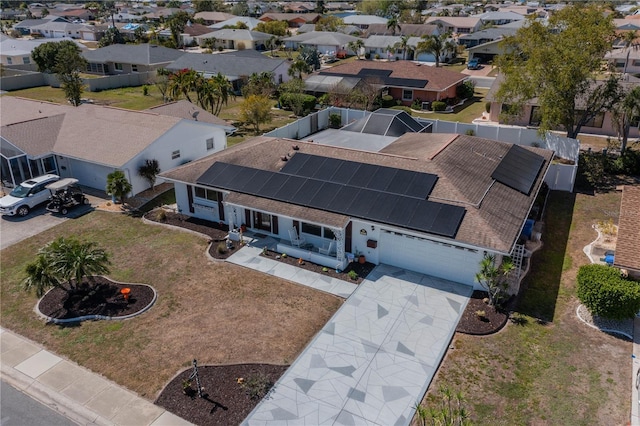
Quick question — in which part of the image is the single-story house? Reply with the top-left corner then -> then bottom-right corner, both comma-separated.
318,61 -> 468,106
194,28 -> 273,50
605,47 -> 640,74
258,12 -> 321,28
362,35 -> 454,62
0,97 -> 228,195
466,38 -> 509,63
0,34 -> 86,66
424,16 -> 482,34
158,21 -> 213,46
146,100 -> 236,135
13,15 -> 69,36
473,11 -> 525,26
282,31 -> 362,55
484,75 -> 640,139
209,16 -> 262,30
166,49 -> 291,92
160,132 -> 553,288
458,26 -> 517,48
297,23 -> 361,35
364,23 -> 440,38
342,14 -> 387,30
194,11 -> 237,25
56,8 -> 95,22
613,185 -> 640,279
283,2 -> 316,13
82,44 -> 186,75
28,20 -> 97,40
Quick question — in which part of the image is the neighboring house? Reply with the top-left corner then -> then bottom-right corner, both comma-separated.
466,38 -> 506,63
282,31 -> 361,54
158,21 -> 213,46
485,75 -> 640,139
141,8 -> 183,22
364,23 -> 440,38
0,9 -> 22,20
147,100 -> 236,135
160,131 -> 553,288
605,46 -> 640,74
209,16 -> 262,30
0,34 -> 86,66
613,18 -> 640,32
424,17 -> 482,34
613,185 -> 640,279
342,14 -> 387,30
166,49 -> 290,92
82,44 -> 185,75
297,23 -> 361,35
195,28 -> 272,50
0,97 -> 228,195
318,60 -> 467,105
194,11 -> 236,25
473,11 -> 525,26
56,8 -> 95,22
457,26 -> 517,48
258,12 -> 321,27
14,15 -> 69,36
28,20 -> 96,40
283,2 -> 316,13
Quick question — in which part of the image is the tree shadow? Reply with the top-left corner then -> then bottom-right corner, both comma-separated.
513,191 -> 576,323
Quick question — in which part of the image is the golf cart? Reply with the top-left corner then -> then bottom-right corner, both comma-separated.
46,178 -> 89,215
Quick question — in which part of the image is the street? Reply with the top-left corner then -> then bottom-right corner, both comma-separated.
1,380 -> 77,426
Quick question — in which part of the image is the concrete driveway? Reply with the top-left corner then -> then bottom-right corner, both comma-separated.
0,203 -> 95,250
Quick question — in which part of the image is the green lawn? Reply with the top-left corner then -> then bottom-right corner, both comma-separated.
408,88 -> 489,123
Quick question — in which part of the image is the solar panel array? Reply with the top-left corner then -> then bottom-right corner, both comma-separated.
197,160 -> 465,238
491,145 -> 545,195
280,153 -> 438,199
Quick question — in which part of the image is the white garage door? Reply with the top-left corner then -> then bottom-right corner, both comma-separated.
67,159 -> 112,192
378,230 -> 482,286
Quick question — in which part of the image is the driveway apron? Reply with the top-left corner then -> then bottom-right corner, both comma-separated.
243,264 -> 472,426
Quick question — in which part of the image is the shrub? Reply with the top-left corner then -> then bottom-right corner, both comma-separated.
380,94 -> 395,108
456,80 -> 475,99
348,270 -> 358,280
577,264 -> 640,320
142,85 -> 149,96
364,52 -> 371,59
329,112 -> 341,128
411,98 -> 422,110
217,242 -> 227,254
240,372 -> 272,400
392,106 -> 413,115
279,93 -> 316,115
465,129 -> 475,136
485,101 -> 491,113
374,53 -> 380,60
431,101 -> 447,112
156,209 -> 167,221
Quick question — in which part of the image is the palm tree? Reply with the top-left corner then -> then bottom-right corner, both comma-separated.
106,170 -> 132,203
168,69 -> 198,102
386,15 -> 401,35
288,59 -> 311,79
348,39 -> 365,59
138,159 -> 161,191
613,85 -> 640,153
394,35 -> 413,60
23,237 -> 111,296
416,33 -> 457,67
622,30 -> 638,75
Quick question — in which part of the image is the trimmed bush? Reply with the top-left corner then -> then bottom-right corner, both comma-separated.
328,113 -> 341,128
380,94 -> 395,108
391,106 -> 413,115
278,93 -> 316,115
577,264 -> 640,319
456,80 -> 475,99
431,101 -> 447,112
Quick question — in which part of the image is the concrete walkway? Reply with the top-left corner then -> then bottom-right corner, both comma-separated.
0,327 -> 192,426
632,316 -> 640,426
242,264 -> 472,426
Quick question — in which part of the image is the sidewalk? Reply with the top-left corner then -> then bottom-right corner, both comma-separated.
0,327 -> 192,426
632,317 -> 640,426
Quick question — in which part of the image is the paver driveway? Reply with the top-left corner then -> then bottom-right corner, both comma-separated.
243,264 -> 472,426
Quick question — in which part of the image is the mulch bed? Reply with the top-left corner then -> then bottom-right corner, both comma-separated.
261,250 -> 376,285
455,290 -> 509,335
38,276 -> 154,320
155,364 -> 287,426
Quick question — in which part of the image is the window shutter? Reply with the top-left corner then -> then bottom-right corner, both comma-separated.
272,215 -> 278,235
186,185 -> 194,213
244,209 -> 251,227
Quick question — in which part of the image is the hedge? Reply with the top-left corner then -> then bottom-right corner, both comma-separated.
577,264 -> 640,319
279,93 -> 316,113
380,95 -> 395,108
431,101 -> 447,112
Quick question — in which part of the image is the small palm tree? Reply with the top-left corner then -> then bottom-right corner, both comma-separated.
348,39 -> 365,59
386,16 -> 401,35
106,170 -> 132,203
394,35 -> 413,60
416,33 -> 457,67
138,159 -> 161,191
23,237 -> 111,295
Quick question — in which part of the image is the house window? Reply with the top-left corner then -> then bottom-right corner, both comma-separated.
194,187 -> 220,201
171,150 -> 180,159
132,64 -> 138,72
529,106 -> 542,126
22,57 -> 30,64
633,60 -> 640,67
583,112 -> 605,128
206,138 -> 214,150
615,60 -> 625,68
6,57 -> 11,64
301,222 -> 322,236
324,228 -> 335,240
402,89 -> 413,101
114,63 -> 123,71
457,27 -> 471,33
253,211 -> 272,232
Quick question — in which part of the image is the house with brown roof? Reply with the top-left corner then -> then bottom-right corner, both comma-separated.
160,130 -> 553,287
0,97 -> 229,196
318,61 -> 468,106
614,185 -> 640,279
424,16 -> 482,34
258,12 -> 321,28
194,11 -> 236,25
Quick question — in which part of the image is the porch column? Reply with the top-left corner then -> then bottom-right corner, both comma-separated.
334,227 -> 345,263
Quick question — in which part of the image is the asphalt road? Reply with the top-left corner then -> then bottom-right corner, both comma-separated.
0,203 -> 94,250
1,380 -> 77,426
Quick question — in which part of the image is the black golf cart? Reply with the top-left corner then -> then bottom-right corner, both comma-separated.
46,178 -> 89,215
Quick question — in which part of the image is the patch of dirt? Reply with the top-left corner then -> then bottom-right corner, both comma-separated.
38,276 -> 154,320
261,250 -> 376,285
155,364 -> 287,426
456,291 -> 509,335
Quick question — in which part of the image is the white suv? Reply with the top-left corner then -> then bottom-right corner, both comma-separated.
0,174 -> 60,217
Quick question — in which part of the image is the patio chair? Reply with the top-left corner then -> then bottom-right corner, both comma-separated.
319,240 -> 335,256
288,228 -> 306,247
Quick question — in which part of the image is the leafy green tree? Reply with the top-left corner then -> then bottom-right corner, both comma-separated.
356,0 -> 402,17
577,264 -> 640,320
612,85 -> 640,153
32,41 -> 87,106
197,73 -> 234,115
288,59 -> 311,79
348,39 -> 365,59
232,1 -> 249,16
138,159 -> 161,191
32,40 -> 79,73
23,237 -> 111,296
278,77 -> 305,95
98,27 -> 125,47
242,72 -> 276,97
106,170 -> 132,203
496,4 -> 620,139
194,0 -> 214,12
255,21 -> 288,36
475,253 -> 514,307
240,95 -> 272,134
133,26 -> 148,43
416,33 -> 456,67
167,10 -> 191,48
298,45 -> 321,71
266,35 -> 280,56
315,15 -> 344,32
41,7 -> 49,17
167,0 -> 181,8
59,72 -> 85,107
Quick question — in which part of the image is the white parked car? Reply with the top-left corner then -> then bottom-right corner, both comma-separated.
0,174 -> 60,217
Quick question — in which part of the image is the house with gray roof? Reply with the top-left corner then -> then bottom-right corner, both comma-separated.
14,15 -> 69,36
364,23 -> 440,38
166,50 -> 291,92
210,16 -> 262,30
342,14 -> 387,29
1,35 -> 86,66
458,26 -> 517,48
473,11 -> 525,26
283,31 -> 362,55
82,44 -> 186,75
195,28 -> 272,50
28,20 -> 97,40
0,97 -> 228,195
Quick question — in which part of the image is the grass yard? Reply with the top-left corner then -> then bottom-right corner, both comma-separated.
0,211 -> 342,400
6,85 -> 165,110
410,88 -> 489,123
418,190 -> 630,425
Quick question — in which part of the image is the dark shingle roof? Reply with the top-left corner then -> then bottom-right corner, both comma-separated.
166,51 -> 286,78
82,44 -> 186,65
146,100 -> 235,131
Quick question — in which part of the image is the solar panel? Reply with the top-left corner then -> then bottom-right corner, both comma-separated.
491,145 -> 545,195
358,68 -> 392,77
329,160 -> 359,184
405,173 -> 438,198
366,167 -> 397,192
348,163 -> 377,188
196,162 -> 464,238
312,156 -> 342,181
386,168 -> 417,194
279,153 -> 308,176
